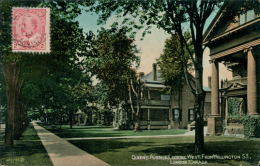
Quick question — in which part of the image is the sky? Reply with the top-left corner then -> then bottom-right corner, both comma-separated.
74,5 -> 232,88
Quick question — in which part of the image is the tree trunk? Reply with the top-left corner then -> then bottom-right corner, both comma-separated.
14,94 -> 26,140
14,103 -> 21,140
4,63 -> 18,148
59,110 -> 63,129
194,36 -> 205,154
194,93 -> 206,154
134,114 -> 141,131
69,110 -> 73,129
22,105 -> 28,130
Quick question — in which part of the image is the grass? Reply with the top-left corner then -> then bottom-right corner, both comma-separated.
68,137 -> 260,165
0,123 -> 53,166
38,123 -> 187,138
37,123 -> 260,165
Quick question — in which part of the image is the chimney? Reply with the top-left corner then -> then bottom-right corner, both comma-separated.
153,63 -> 157,81
139,72 -> 144,78
208,76 -> 212,89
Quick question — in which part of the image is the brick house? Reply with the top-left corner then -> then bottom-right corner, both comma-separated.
114,63 -> 212,130
203,3 -> 260,135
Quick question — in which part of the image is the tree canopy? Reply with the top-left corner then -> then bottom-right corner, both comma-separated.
0,0 -> 95,146
83,0 -> 225,154
157,32 -> 194,93
88,28 -> 139,108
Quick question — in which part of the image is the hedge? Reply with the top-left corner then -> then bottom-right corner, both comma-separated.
242,115 -> 260,138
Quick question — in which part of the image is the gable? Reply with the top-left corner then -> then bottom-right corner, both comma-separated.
203,3 -> 240,44
204,3 -> 260,45
203,4 -> 225,43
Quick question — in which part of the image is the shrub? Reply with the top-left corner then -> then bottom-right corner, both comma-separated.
92,112 -> 98,125
97,119 -> 105,126
227,114 -> 244,121
118,122 -> 129,130
97,120 -> 102,126
242,115 -> 260,138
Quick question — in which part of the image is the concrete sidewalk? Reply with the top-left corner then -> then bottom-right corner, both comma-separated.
33,122 -> 110,166
184,126 -> 208,136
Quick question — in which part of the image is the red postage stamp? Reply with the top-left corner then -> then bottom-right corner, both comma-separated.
12,7 -> 50,53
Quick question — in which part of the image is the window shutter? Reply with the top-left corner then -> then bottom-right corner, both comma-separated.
179,109 -> 182,121
172,109 -> 175,121
188,110 -> 190,121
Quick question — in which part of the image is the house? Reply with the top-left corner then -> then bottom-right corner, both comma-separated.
113,63 -> 212,130
203,3 -> 260,135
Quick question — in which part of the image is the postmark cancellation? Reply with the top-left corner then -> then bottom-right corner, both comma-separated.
12,7 -> 50,53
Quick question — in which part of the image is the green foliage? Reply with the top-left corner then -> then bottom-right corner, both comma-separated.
92,110 -> 98,125
92,109 -> 112,126
88,28 -> 139,107
1,0 -> 95,129
227,115 -> 243,122
228,98 -> 241,117
157,33 -> 193,93
227,98 -> 243,122
96,120 -> 104,126
82,0 -> 260,153
243,115 -> 260,138
118,122 -> 130,130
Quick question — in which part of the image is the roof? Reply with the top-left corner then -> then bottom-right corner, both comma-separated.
140,70 -> 211,91
203,4 -> 226,43
140,71 -> 163,83
140,70 -> 166,88
144,83 -> 167,88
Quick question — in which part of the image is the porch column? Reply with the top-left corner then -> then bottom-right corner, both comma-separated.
225,98 -> 228,124
225,97 -> 229,134
246,47 -> 258,115
211,60 -> 219,116
148,108 -> 151,130
207,59 -> 222,135
148,108 -> 150,121
168,108 -> 171,129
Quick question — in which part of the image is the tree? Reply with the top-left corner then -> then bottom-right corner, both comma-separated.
157,33 -> 194,93
85,0 -> 222,154
128,75 -> 145,131
1,1 -> 41,147
87,27 -> 142,130
86,0 -> 260,153
1,0 -> 93,147
88,28 -> 139,108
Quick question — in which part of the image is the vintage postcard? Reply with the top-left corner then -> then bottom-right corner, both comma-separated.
1,1 -> 260,166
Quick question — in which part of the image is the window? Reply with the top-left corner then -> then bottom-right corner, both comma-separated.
247,10 -> 255,22
188,109 -> 195,121
240,10 -> 255,25
240,13 -> 245,24
173,109 -> 182,121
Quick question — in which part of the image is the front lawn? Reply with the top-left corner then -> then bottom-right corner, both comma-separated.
0,123 -> 53,166
38,123 -> 187,138
69,136 -> 260,165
